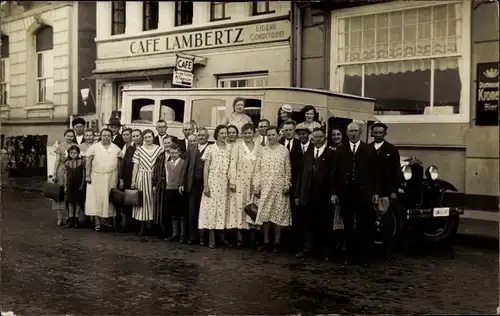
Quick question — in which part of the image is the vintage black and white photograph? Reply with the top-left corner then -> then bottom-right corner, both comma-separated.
0,0 -> 498,315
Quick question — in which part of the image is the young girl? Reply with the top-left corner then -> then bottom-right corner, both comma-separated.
64,145 -> 86,228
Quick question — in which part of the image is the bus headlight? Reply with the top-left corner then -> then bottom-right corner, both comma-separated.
426,165 -> 439,180
402,165 -> 412,180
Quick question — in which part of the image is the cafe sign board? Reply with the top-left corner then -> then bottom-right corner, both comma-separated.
476,62 -> 499,126
173,54 -> 195,87
97,20 -> 290,59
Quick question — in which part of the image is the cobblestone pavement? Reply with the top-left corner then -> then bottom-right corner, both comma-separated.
1,190 -> 498,315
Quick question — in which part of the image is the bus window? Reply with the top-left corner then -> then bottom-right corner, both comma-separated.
160,99 -> 185,123
244,98 -> 262,126
191,98 -> 226,127
131,98 -> 155,124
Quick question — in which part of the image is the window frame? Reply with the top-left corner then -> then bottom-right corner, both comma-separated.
143,0 -> 159,31
252,1 -> 275,16
36,50 -> 54,104
111,0 -> 126,36
217,73 -> 269,88
210,2 -> 230,22
175,1 -> 193,26
0,58 -> 9,106
329,0 -> 471,124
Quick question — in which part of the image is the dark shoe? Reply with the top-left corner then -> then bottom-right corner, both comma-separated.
221,239 -> 231,247
73,219 -> 80,228
273,244 -> 281,253
296,251 -> 307,258
236,241 -> 244,249
65,218 -> 74,228
257,243 -> 271,252
165,234 -> 179,242
209,243 -> 216,249
200,241 -> 205,247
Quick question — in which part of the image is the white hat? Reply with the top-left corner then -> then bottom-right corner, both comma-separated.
281,104 -> 293,113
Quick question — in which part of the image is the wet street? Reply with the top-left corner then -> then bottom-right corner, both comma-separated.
1,190 -> 497,315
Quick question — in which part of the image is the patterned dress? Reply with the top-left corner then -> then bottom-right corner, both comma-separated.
132,145 -> 164,221
253,145 -> 292,227
198,144 -> 231,230
85,142 -> 122,218
52,141 -> 75,211
227,141 -> 262,229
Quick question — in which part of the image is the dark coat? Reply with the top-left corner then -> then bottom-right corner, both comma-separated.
120,144 -> 136,189
182,144 -> 210,193
112,133 -> 125,150
177,138 -> 188,154
153,134 -> 179,146
330,141 -> 379,199
295,145 -> 336,205
370,141 -> 401,197
280,138 -> 303,189
152,153 -> 171,225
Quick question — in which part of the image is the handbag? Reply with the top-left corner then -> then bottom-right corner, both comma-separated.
244,203 -> 258,222
110,188 -> 125,206
43,182 -> 64,202
123,189 -> 143,207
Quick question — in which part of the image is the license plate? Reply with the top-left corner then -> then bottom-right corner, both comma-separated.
433,207 -> 450,217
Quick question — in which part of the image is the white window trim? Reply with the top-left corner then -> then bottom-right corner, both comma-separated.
0,58 -> 9,106
329,0 -> 471,124
36,50 -> 54,104
217,73 -> 269,88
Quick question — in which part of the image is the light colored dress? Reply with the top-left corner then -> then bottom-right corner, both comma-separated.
198,143 -> 231,230
253,145 -> 292,227
85,142 -> 122,218
223,113 -> 252,133
132,145 -> 164,221
52,141 -> 75,211
78,142 -> 94,156
227,141 -> 261,229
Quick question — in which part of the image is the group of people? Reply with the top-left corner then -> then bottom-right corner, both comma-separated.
51,99 -> 401,265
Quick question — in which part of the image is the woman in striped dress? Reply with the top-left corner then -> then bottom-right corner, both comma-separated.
131,129 -> 164,239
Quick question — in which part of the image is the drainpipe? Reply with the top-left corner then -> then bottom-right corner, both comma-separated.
291,2 -> 302,87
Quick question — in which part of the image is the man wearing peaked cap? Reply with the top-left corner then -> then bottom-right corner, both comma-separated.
72,117 -> 86,145
369,120 -> 400,261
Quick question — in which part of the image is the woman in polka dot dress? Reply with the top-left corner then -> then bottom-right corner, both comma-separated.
198,125 -> 231,248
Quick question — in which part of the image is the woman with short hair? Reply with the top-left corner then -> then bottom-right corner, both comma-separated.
221,97 -> 252,133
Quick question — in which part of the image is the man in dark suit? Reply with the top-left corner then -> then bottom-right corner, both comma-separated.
330,122 -> 379,265
119,129 -> 141,232
72,117 -> 86,145
153,119 -> 179,148
279,120 -> 303,250
108,117 -> 125,149
370,121 -> 401,260
295,127 -> 336,259
177,122 -> 195,154
181,127 -> 213,245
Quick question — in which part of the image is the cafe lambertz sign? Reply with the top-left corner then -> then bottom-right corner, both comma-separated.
476,62 -> 499,126
124,20 -> 289,57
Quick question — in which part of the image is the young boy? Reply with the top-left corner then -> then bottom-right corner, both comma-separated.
163,144 -> 187,242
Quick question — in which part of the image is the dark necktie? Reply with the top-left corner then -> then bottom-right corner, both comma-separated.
351,144 -> 356,182
352,144 -> 356,154
315,148 -> 319,159
286,141 -> 291,151
261,136 -> 266,146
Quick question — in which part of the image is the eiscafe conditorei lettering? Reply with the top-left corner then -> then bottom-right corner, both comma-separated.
476,62 -> 499,126
129,21 -> 289,55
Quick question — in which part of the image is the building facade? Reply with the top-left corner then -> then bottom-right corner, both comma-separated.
0,1 -> 97,145
294,0 -> 499,211
92,1 -> 291,128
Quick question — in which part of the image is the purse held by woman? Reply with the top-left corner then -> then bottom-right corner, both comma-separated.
123,189 -> 143,207
244,203 -> 258,222
43,182 -> 64,202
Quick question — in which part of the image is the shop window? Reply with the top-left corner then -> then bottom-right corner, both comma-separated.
111,1 -> 126,35
217,73 -> 268,88
1,35 -> 9,106
143,1 -> 159,31
252,1 -> 274,16
160,99 -> 184,123
333,2 -> 467,120
210,2 -> 229,21
191,98 -> 226,127
175,1 -> 193,26
131,98 -> 155,124
244,98 -> 262,126
35,26 -> 54,104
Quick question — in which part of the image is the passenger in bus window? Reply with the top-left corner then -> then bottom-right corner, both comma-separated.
253,126 -> 292,253
198,125 -> 231,249
227,125 -> 239,147
277,104 -> 293,132
300,105 -> 323,134
221,97 -> 252,133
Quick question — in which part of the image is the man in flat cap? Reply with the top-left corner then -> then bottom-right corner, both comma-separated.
72,117 -> 86,145
370,121 -> 400,260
